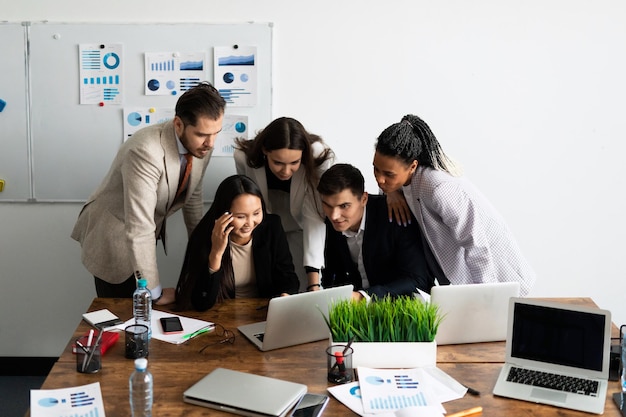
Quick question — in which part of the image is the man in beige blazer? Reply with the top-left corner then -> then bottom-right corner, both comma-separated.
71,83 -> 226,305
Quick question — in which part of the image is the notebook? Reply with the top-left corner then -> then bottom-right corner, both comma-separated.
493,298 -> 611,414
183,367 -> 307,417
82,309 -> 123,330
430,282 -> 520,345
238,285 -> 353,351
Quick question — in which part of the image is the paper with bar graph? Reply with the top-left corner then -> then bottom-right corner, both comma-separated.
79,43 -> 123,105
31,382 -> 106,417
144,51 -> 206,96
357,367 -> 446,414
213,114 -> 248,156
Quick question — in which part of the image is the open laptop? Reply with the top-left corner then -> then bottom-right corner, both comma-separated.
493,298 -> 611,414
238,285 -> 353,351
430,282 -> 520,345
184,367 -> 307,417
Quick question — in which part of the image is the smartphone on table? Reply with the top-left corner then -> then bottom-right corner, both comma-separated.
160,316 -> 184,334
291,393 -> 329,417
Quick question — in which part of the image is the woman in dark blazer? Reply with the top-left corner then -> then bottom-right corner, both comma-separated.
175,175 -> 300,311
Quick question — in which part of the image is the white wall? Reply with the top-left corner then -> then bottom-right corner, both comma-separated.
2,0 -> 625,357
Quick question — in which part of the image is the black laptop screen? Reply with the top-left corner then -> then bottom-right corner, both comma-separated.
511,302 -> 606,372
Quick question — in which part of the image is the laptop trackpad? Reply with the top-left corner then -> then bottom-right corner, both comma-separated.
531,388 -> 567,403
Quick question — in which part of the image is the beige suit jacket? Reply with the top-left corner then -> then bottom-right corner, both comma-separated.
71,120 -> 211,290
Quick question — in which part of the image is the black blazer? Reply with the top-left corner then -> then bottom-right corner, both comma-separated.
179,213 -> 300,311
321,194 -> 434,298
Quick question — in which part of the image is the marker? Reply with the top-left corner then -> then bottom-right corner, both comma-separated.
83,330 -> 103,373
447,406 -> 483,417
82,329 -> 95,370
182,327 -> 212,340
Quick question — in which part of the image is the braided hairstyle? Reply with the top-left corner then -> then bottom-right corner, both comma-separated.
375,114 -> 460,175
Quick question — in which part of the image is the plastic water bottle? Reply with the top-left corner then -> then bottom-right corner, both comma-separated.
133,276 -> 152,339
129,358 -> 153,417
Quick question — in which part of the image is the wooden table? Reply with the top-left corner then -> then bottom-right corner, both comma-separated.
28,297 -> 623,416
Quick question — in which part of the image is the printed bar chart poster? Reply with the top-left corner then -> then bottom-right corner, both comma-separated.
123,107 -> 175,141
79,43 -> 123,105
214,114 -> 248,156
30,382 -> 106,417
144,51 -> 206,96
214,46 -> 257,107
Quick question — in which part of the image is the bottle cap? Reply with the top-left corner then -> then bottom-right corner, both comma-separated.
137,279 -> 147,288
134,358 -> 148,370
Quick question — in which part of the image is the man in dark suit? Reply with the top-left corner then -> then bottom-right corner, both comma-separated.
71,82 -> 226,304
318,163 -> 434,301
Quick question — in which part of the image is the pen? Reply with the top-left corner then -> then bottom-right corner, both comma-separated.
182,327 -> 212,340
447,406 -> 482,417
75,340 -> 90,354
83,330 -> 103,373
82,329 -> 95,371
342,335 -> 355,355
465,385 -> 480,396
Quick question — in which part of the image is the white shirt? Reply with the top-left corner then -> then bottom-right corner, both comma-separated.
342,206 -> 369,290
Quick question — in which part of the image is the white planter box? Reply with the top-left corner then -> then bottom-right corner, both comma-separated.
331,338 -> 437,368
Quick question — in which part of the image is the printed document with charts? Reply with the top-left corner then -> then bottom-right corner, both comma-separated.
327,367 -> 466,417
31,382 -> 105,417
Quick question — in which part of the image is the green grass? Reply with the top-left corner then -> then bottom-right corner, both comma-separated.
325,296 -> 442,343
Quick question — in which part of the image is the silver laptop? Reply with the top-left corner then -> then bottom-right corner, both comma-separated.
493,298 -> 611,414
430,282 -> 520,345
184,367 -> 307,417
238,285 -> 353,351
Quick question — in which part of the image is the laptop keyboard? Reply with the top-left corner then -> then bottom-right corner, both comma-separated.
506,367 -> 599,396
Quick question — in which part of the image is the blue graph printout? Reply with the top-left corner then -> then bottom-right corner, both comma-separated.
214,45 -> 257,107
30,382 -> 106,417
357,367 -> 441,414
79,43 -> 123,105
213,114 -> 248,156
144,51 -> 206,96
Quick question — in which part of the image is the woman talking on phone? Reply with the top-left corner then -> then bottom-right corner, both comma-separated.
234,117 -> 335,292
175,175 -> 300,311
373,114 -> 536,296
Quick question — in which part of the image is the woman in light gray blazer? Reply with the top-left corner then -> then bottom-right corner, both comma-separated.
372,114 -> 536,296
234,117 -> 335,292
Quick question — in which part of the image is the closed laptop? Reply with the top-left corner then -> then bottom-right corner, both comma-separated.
184,367 -> 307,417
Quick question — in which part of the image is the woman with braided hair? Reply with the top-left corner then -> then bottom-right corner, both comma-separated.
373,114 -> 535,296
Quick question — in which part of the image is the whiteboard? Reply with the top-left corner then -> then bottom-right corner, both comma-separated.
2,21 -> 272,202
0,23 -> 30,201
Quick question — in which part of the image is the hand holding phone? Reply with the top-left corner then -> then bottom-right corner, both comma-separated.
160,316 -> 184,334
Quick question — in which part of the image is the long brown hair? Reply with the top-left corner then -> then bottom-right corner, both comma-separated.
235,117 -> 334,192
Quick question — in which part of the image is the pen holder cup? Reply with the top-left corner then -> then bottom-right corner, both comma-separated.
326,344 -> 354,384
75,336 -> 102,373
125,324 -> 149,359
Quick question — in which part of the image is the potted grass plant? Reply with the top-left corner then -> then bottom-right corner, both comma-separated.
324,296 -> 442,368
